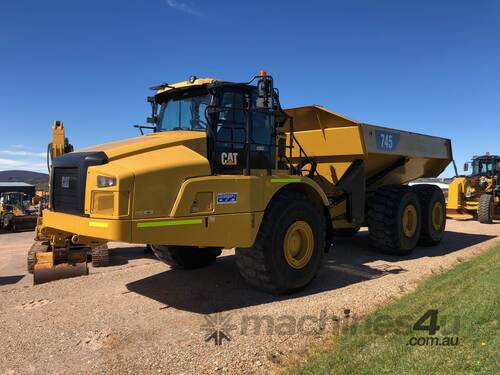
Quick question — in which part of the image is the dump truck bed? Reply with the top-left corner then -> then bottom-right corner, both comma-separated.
285,106 -> 452,193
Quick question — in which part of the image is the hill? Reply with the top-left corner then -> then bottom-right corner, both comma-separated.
0,170 -> 49,191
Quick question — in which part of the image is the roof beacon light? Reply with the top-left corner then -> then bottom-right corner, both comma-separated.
259,70 -> 267,77
189,75 -> 197,84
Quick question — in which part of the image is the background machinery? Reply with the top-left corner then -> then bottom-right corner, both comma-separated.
28,121 -> 110,283
0,191 -> 37,231
30,72 -> 452,292
447,154 -> 500,223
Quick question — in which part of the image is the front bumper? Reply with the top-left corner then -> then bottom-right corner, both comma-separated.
41,210 -> 263,248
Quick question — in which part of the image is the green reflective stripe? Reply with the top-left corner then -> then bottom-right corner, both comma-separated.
271,178 -> 302,183
137,218 -> 203,228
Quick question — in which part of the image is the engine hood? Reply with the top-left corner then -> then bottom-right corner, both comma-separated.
78,131 -> 207,160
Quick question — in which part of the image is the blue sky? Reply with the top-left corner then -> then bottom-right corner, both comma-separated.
1,0 -> 499,176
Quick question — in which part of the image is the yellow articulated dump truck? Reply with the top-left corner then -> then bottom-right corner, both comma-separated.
447,154 -> 500,223
30,72 -> 452,293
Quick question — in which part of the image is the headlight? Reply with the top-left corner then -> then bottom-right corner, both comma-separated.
97,175 -> 116,188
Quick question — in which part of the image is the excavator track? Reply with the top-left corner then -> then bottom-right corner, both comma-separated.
91,244 -> 110,267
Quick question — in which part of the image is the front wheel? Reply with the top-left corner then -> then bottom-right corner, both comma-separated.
235,190 -> 326,294
3,213 -> 14,231
478,194 -> 494,224
151,245 -> 222,269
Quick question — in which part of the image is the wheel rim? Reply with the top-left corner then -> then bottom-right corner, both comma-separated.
431,201 -> 444,231
283,221 -> 314,269
402,204 -> 417,237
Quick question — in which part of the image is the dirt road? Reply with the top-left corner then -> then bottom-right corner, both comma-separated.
1,220 -> 498,374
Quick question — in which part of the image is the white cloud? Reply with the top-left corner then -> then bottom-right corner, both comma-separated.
166,0 -> 203,16
0,150 -> 46,158
0,147 -> 48,173
0,158 -> 47,173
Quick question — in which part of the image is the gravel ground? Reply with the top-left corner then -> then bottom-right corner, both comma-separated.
0,220 -> 499,374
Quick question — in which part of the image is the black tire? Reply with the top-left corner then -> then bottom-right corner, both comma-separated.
151,245 -> 222,269
3,213 -> 13,231
367,185 -> 422,255
478,194 -> 493,224
235,190 -> 326,294
413,184 -> 446,246
91,244 -> 110,267
27,241 -> 50,273
333,227 -> 360,237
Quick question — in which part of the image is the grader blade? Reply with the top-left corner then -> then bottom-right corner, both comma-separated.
33,249 -> 88,285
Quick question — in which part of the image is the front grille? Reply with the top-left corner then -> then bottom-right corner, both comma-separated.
52,167 -> 80,215
50,151 -> 108,216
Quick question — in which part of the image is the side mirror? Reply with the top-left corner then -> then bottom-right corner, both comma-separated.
147,115 -> 158,124
496,162 -> 500,171
463,163 -> 468,172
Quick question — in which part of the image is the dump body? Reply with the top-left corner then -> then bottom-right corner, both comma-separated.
286,106 -> 452,195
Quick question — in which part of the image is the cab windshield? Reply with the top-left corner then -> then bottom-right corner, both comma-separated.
1,194 -> 22,206
472,160 -> 494,175
158,90 -> 211,132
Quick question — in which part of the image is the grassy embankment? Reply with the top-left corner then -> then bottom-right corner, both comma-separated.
289,245 -> 500,374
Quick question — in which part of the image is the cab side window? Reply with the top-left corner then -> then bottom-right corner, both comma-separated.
216,90 -> 249,149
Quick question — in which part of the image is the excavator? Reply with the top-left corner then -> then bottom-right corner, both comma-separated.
27,121 -> 109,283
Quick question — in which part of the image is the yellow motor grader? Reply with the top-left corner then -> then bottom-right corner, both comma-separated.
447,154 -> 500,223
29,72 -> 452,292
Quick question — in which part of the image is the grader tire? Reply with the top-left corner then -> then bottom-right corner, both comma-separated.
367,185 -> 421,255
3,213 -> 13,231
478,194 -> 494,224
91,244 -> 110,267
333,227 -> 360,237
27,242 -> 50,274
235,190 -> 326,294
413,184 -> 446,246
151,245 -> 222,269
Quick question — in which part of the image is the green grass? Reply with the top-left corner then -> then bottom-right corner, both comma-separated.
288,245 -> 500,375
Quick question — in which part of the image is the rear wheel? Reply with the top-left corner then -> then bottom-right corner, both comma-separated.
151,245 -> 222,269
333,227 -> 360,237
413,184 -> 446,246
367,185 -> 422,255
478,194 -> 494,224
235,190 -> 326,294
